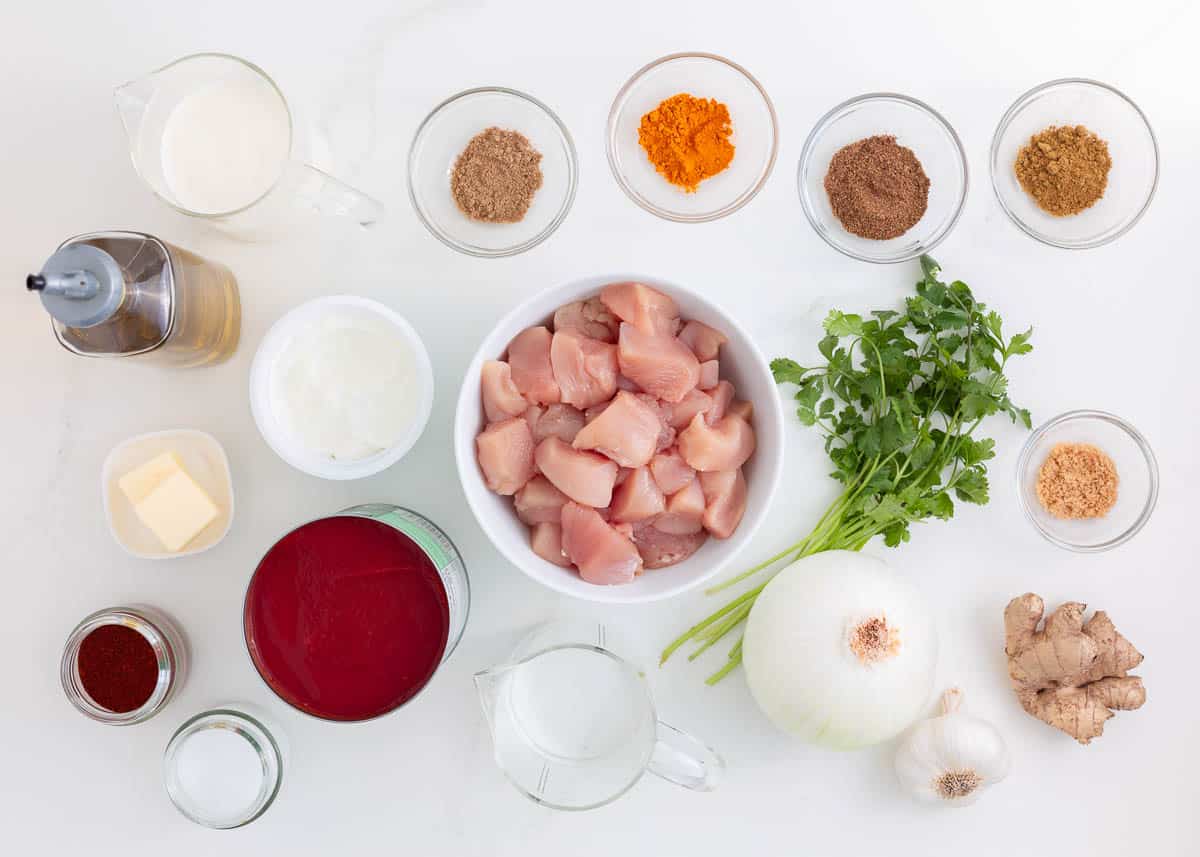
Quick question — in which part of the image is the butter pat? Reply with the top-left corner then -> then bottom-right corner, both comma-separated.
119,453 -> 219,552
118,452 -> 184,503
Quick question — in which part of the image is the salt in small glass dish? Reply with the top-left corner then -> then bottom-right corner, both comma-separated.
1015,409 -> 1158,553
163,707 -> 284,829
61,605 -> 188,725
408,87 -> 578,257
990,79 -> 1158,250
606,52 -> 778,222
797,93 -> 967,264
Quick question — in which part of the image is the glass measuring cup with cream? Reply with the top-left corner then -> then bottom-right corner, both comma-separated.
115,53 -> 382,236
250,297 -> 434,479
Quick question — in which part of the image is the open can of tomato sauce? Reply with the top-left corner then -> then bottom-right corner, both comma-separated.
243,504 -> 469,722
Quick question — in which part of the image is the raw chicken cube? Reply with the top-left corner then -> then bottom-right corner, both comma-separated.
507,326 -> 560,404
599,282 -> 679,335
699,469 -> 748,539
668,388 -> 713,429
532,403 -> 586,444
534,437 -> 619,508
561,502 -> 643,584
698,360 -> 720,390
654,478 -> 706,535
677,412 -> 756,472
481,360 -> 528,423
550,330 -> 619,409
727,399 -> 753,423
523,404 -> 544,436
572,391 -> 662,467
631,525 -> 708,569
617,322 -> 700,404
530,522 -> 571,568
514,475 -> 570,525
609,466 -> 666,523
678,320 -> 728,362
704,380 -> 735,424
553,298 -> 620,343
476,417 -> 535,495
649,448 -> 696,495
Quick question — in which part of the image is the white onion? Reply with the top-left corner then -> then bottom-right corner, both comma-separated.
743,551 -> 937,749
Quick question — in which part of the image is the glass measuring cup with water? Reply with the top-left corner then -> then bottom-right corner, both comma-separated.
474,621 -> 723,811
114,53 -> 382,235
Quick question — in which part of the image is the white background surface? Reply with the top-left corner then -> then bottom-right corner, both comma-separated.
2,0 -> 1196,854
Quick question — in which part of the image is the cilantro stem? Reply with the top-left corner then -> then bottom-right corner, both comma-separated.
663,257 -> 1031,684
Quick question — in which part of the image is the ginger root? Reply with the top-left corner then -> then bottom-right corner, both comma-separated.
1003,593 -> 1145,744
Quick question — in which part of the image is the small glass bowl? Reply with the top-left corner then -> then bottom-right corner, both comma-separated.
1016,410 -> 1159,552
990,79 -> 1159,249
407,87 -> 577,257
61,605 -> 187,725
164,707 -> 284,829
798,93 -> 967,264
606,52 -> 778,222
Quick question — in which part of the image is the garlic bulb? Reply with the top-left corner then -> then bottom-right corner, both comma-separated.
894,688 -> 1010,806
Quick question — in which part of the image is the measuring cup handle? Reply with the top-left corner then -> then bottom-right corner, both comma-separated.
293,162 -> 384,227
647,720 -> 724,792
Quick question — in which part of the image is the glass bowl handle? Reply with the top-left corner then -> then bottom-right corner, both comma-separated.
292,162 -> 384,227
648,720 -> 725,792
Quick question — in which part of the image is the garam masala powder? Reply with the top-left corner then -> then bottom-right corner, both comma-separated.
638,93 -> 734,192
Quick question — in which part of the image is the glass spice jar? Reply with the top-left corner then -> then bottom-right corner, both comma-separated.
60,605 -> 188,725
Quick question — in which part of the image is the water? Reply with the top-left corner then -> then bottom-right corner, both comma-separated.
508,647 -> 647,761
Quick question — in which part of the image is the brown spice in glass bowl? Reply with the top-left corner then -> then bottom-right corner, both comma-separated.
1014,125 -> 1111,217
450,127 -> 544,223
1035,442 -> 1119,519
824,135 -> 930,240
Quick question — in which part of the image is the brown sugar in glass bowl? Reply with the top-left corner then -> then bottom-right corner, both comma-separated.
1015,409 -> 1158,553
1035,442 -> 1118,519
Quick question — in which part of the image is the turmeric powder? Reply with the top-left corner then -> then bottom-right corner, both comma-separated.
638,93 -> 734,192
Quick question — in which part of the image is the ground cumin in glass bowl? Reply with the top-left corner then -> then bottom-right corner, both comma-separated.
990,79 -> 1159,249
408,87 -> 578,257
797,93 -> 967,264
606,52 -> 778,222
1016,410 -> 1159,553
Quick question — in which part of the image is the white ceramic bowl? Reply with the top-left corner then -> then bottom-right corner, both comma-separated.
250,296 -> 435,480
454,274 -> 784,604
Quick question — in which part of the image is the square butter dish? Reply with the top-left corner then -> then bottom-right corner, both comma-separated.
102,429 -> 234,559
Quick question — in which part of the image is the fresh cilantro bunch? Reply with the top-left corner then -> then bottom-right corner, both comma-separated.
662,256 -> 1033,683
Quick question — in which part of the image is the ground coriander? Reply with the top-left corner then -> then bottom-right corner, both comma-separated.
450,127 -> 543,224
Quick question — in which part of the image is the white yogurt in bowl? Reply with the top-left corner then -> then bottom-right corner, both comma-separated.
251,296 -> 434,480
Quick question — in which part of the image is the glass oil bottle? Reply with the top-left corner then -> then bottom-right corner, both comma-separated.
27,231 -> 240,367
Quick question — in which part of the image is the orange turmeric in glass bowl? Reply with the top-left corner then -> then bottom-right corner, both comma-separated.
638,93 -> 734,192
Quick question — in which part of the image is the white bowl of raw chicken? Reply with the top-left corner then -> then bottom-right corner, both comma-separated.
454,274 -> 784,604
